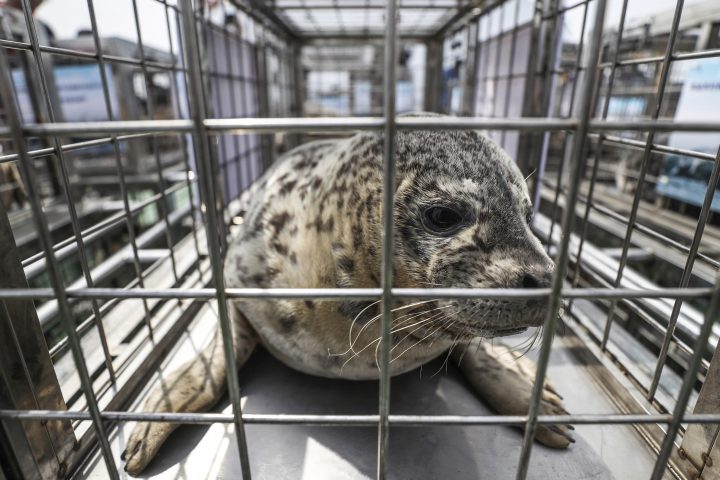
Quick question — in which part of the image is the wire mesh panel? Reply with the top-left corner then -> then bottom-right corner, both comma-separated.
0,0 -> 717,479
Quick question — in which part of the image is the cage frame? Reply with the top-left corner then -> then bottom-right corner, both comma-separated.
0,0 -> 718,479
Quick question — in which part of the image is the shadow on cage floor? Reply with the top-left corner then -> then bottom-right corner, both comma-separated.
77,306 -> 660,480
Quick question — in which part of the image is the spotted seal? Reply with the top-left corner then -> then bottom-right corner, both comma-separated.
122,115 -> 574,475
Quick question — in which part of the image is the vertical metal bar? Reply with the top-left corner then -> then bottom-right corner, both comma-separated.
569,0 -> 630,303
162,0 -> 202,262
203,16 -> 229,207
530,0 -> 562,213
517,0 -> 548,175
292,43 -> 304,117
233,27 -> 252,192
178,1 -> 252,478
651,274 -> 720,479
17,0 -> 116,381
647,146 -> 720,399
678,341 -> 720,478
130,0 -> 180,284
463,20 -> 479,117
218,0 -> 245,203
500,0 -> 521,146
546,1 -> 589,256
0,41 -> 120,480
0,200 -> 76,478
515,0 -> 606,478
423,37 -> 443,112
85,0 -> 154,341
255,25 -> 273,171
490,4 -> 505,119
601,0 -> 685,351
192,1 -> 228,254
0,301 -> 61,468
377,0 -> 398,479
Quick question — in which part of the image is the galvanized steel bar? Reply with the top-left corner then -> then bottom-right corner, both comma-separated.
651,275 -> 720,479
178,1 -> 252,478
0,37 -> 183,71
130,0 -> 180,284
163,0 -> 203,262
3,118 -> 720,137
546,0 -> 590,257
570,0 -> 630,300
597,47 -> 720,68
86,0 -> 154,342
515,0 -> 607,478
18,0 -> 116,382
0,133 -> 151,164
0,37 -> 120,480
23,181 -> 191,278
0,286 -> 714,300
601,0 -> 686,351
4,409 -> 720,426
554,183 -> 720,270
593,133 -> 718,162
647,147 -> 720,400
377,0 -> 398,478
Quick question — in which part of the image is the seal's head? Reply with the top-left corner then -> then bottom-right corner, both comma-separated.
392,122 -> 554,339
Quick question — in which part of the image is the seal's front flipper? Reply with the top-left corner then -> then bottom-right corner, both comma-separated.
452,337 -> 574,448
122,306 -> 258,476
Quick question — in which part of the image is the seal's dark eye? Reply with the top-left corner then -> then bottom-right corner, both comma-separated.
422,206 -> 465,235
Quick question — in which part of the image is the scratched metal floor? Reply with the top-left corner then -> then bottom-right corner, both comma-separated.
78,305 -> 663,480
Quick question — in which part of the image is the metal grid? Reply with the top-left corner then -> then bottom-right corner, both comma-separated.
0,0 -> 718,479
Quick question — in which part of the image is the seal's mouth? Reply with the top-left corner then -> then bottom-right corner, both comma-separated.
442,320 -> 531,339
483,326 -> 528,338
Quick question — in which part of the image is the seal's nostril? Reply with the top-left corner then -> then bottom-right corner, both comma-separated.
522,273 -> 540,289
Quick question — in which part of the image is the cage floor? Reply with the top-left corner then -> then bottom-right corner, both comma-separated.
77,304 -> 664,480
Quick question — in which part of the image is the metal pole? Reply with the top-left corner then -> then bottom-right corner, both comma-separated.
377,0 -> 398,478
515,0 -> 607,478
650,273 -> 720,479
600,0 -> 685,352
17,0 -> 117,381
647,145 -> 720,400
178,0 -> 252,478
569,0 -> 630,306
0,38 -> 120,480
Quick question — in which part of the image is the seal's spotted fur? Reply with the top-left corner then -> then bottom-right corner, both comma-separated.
123,119 -> 574,475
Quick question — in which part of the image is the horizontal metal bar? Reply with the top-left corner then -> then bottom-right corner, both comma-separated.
0,133 -> 152,164
204,117 -> 386,132
274,3 -> 460,9
592,133 -> 717,162
2,409 -> 720,426
541,0 -> 591,19
0,38 -> 182,72
398,118 -> 720,132
3,118 -> 719,138
0,287 -> 712,300
598,48 -> 720,68
543,179 -> 720,270
20,120 -> 193,136
395,117 -> 578,131
23,181 -> 192,279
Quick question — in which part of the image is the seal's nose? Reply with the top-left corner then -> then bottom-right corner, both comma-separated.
518,269 -> 553,289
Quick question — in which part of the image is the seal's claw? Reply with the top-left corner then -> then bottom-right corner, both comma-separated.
122,421 -> 174,477
533,389 -> 574,449
536,423 -> 574,448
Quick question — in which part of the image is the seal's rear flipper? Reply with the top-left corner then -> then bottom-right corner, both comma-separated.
122,306 -> 258,476
452,337 -> 574,448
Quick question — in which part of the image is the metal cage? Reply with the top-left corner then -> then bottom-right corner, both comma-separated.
0,0 -> 719,479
